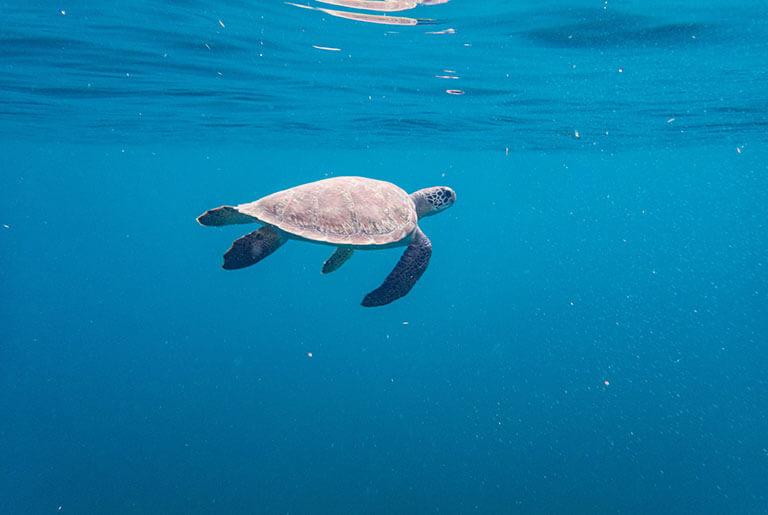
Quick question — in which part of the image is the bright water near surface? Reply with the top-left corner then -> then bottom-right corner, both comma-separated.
2,1 -> 767,513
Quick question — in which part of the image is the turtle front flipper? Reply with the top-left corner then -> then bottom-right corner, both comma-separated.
198,206 -> 257,226
223,226 -> 286,270
322,247 -> 354,274
361,227 -> 432,307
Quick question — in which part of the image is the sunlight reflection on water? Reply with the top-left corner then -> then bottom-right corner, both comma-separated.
287,0 -> 450,25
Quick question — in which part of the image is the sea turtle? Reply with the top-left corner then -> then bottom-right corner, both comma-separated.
197,176 -> 456,307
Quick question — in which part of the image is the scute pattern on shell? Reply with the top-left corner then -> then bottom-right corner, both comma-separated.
237,177 -> 417,246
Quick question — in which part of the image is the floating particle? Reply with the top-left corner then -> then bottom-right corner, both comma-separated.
218,19 -> 225,28
618,68 -> 624,73
2,224 -> 9,229
59,9 -> 66,15
446,89 -> 465,95
667,118 -> 675,123
402,321 -> 409,325
312,45 -> 341,51
574,129 -> 580,138
307,352 -> 313,357
604,380 -> 610,386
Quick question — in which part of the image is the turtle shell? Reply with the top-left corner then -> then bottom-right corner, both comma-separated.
237,176 -> 417,246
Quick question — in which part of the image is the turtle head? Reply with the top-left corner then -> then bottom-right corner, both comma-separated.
411,186 -> 456,219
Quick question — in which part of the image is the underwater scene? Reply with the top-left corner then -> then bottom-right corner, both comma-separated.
2,0 -> 767,512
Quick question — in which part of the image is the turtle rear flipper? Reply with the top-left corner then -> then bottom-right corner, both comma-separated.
361,228 -> 431,307
198,206 -> 257,226
223,226 -> 286,270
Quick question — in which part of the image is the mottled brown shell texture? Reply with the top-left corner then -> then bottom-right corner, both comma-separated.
237,177 -> 417,246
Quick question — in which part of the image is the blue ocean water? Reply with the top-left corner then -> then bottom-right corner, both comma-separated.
1,0 -> 767,513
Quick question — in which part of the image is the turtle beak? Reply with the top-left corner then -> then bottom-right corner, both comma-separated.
445,188 -> 456,205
